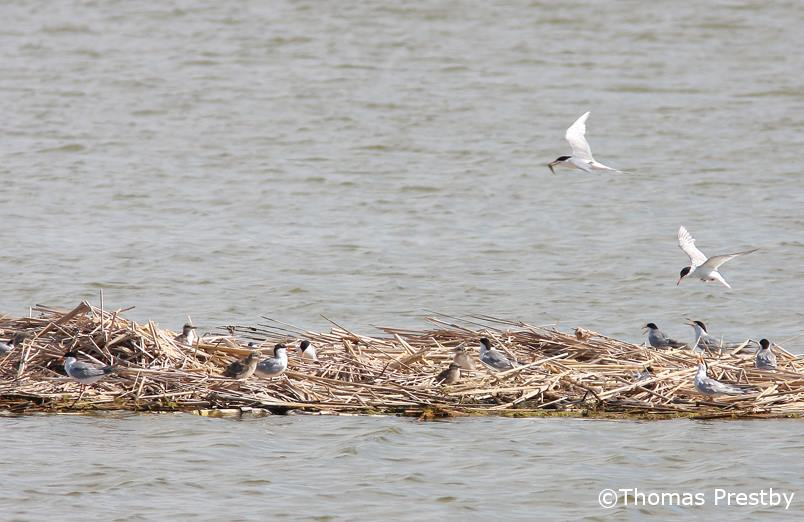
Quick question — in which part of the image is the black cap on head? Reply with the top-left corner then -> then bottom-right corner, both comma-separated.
554,155 -> 571,162
679,266 -> 692,278
645,323 -> 658,330
300,340 -> 310,350
479,338 -> 491,348
449,363 -> 460,369
645,366 -> 654,373
63,350 -> 78,358
274,343 -> 286,353
693,320 -> 707,332
759,339 -> 770,349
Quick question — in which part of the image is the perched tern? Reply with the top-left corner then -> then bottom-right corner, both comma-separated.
693,357 -> 749,396
548,112 -> 623,174
643,323 -> 686,349
478,338 -> 515,372
677,226 -> 758,288
436,363 -> 461,385
686,320 -> 723,352
452,346 -> 476,370
0,333 -> 25,355
255,344 -> 288,378
634,366 -> 654,381
175,324 -> 198,346
223,351 -> 260,380
63,350 -> 117,404
755,339 -> 777,370
299,340 -> 318,361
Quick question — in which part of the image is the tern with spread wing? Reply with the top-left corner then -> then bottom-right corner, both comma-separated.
548,112 -> 623,174
677,226 -> 757,288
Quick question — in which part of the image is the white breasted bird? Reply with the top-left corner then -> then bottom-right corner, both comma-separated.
255,343 -> 288,378
643,323 -> 685,349
755,339 -> 777,371
0,332 -> 26,355
299,340 -> 318,361
175,324 -> 198,346
547,111 -> 624,174
223,351 -> 260,380
478,337 -> 515,372
63,350 -> 117,404
693,356 -> 749,397
677,226 -> 758,289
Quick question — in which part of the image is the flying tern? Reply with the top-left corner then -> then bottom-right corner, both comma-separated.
677,226 -> 757,288
478,337 -> 515,372
755,339 -> 777,370
643,323 -> 686,349
548,112 -> 623,174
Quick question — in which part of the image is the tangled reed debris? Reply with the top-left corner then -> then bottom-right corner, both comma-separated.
1,302 -> 802,419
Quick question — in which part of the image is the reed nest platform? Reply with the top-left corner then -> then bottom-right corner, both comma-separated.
1,302 -> 802,420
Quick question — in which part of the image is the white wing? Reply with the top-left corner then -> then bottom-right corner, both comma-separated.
677,226 -> 708,267
699,249 -> 758,271
564,111 -> 593,161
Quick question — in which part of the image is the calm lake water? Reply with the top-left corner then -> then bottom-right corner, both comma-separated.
1,0 -> 804,519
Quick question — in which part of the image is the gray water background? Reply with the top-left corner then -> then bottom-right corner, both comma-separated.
1,0 -> 804,519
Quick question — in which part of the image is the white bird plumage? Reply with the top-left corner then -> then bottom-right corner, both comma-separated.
548,112 -> 624,174
677,226 -> 757,288
693,358 -> 749,396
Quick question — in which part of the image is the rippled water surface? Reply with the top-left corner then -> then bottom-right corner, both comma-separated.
2,0 -> 804,519
2,414 -> 804,521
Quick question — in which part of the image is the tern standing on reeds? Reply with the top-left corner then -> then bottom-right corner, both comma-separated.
299,340 -> 318,361
755,339 -> 777,370
223,351 -> 260,380
0,333 -> 25,355
175,324 -> 198,346
478,338 -> 515,371
643,323 -> 686,349
453,346 -> 475,370
693,357 -> 749,396
677,226 -> 758,289
686,320 -> 724,352
63,350 -> 117,404
547,112 -> 624,174
256,344 -> 288,378
436,363 -> 461,385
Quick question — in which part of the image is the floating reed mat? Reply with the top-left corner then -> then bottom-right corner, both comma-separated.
1,302 -> 803,419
